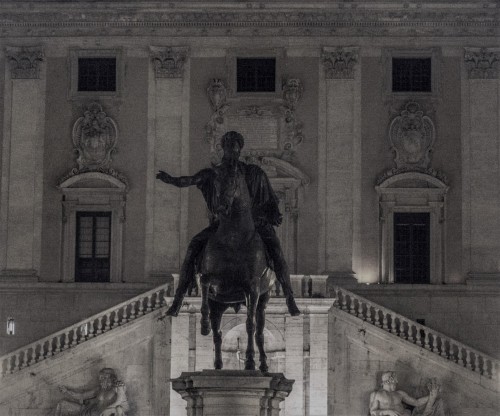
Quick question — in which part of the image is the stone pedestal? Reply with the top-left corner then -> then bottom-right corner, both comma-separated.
171,370 -> 294,416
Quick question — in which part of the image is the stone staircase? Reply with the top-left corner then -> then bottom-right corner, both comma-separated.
330,285 -> 499,382
0,279 -> 498,415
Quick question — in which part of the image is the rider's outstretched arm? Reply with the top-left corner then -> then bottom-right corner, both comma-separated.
156,170 -> 206,188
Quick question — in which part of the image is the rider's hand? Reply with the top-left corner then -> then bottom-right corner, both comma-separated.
58,385 -> 68,394
156,170 -> 172,183
273,213 -> 283,226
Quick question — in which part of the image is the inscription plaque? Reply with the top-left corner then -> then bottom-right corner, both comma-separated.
225,115 -> 278,150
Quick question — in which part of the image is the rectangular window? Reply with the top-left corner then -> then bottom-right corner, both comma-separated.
237,58 -> 276,92
393,212 -> 430,284
78,58 -> 116,92
76,212 -> 111,282
392,58 -> 431,92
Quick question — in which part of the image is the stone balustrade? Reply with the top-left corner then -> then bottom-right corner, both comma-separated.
331,286 -> 499,381
0,284 -> 170,377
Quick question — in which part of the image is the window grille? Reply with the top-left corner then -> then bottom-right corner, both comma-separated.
236,58 -> 276,92
78,58 -> 116,92
392,58 -> 431,92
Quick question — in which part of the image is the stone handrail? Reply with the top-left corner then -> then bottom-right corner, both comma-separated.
0,283 -> 170,377
331,285 -> 499,381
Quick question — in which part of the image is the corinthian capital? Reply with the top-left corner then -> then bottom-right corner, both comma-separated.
5,46 -> 44,79
464,47 -> 499,79
322,47 -> 359,80
150,46 -> 189,79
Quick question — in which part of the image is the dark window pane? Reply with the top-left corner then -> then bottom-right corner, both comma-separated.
393,212 -> 430,284
76,212 -> 111,282
392,58 -> 431,92
78,58 -> 116,92
237,58 -> 276,92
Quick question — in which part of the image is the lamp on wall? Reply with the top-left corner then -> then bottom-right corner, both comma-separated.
6,317 -> 15,335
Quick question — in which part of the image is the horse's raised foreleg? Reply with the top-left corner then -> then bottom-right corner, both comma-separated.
209,299 -> 226,370
256,291 -> 270,373
244,288 -> 259,370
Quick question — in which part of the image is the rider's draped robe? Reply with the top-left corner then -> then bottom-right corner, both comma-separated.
196,161 -> 282,228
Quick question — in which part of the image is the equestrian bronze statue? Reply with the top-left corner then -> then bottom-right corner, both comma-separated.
157,131 -> 300,371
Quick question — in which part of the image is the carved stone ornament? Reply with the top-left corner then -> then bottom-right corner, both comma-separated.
464,47 -> 499,79
150,46 -> 188,78
204,78 -> 304,165
322,47 -> 359,80
72,102 -> 118,171
5,46 -> 44,79
389,101 -> 435,170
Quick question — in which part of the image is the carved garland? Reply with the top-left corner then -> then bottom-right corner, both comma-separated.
204,78 -> 304,165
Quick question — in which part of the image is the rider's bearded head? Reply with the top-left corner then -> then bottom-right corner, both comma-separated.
221,131 -> 244,166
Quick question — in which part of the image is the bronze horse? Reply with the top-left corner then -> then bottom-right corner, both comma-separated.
198,161 -> 276,372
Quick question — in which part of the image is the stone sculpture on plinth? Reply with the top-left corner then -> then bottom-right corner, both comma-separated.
369,372 -> 446,416
55,368 -> 128,416
158,131 -> 295,414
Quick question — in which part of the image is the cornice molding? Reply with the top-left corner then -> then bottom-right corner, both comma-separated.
0,4 -> 497,37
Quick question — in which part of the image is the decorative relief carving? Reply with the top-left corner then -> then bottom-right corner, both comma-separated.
150,46 -> 188,78
322,47 -> 359,79
389,101 -> 434,170
5,46 -> 44,79
60,102 -> 127,187
464,47 -> 500,79
377,101 -> 447,186
204,78 -> 305,165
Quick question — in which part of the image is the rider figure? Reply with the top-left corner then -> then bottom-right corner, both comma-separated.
156,131 -> 301,318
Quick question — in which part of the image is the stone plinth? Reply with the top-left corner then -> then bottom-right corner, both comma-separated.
171,370 -> 294,416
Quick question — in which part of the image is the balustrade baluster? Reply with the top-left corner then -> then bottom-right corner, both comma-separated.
473,354 -> 480,373
129,301 -> 137,320
382,313 -> 389,330
120,306 -> 129,324
340,292 -> 348,311
69,329 -> 78,348
25,348 -> 34,367
348,297 -> 356,315
104,313 -> 112,331
19,351 -> 27,369
491,362 -> 498,381
407,324 -> 415,343
373,308 -> 381,327
146,295 -> 153,312
423,331 -> 430,350
356,299 -> 363,319
57,334 -> 64,352
88,321 -> 96,338
138,297 -> 145,315
389,316 -> 397,334
96,316 -> 104,335
11,355 -> 19,373
465,350 -> 473,369
431,333 -> 438,352
155,292 -> 162,309
112,310 -> 120,328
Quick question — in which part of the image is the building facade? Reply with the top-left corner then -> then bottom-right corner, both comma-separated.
0,1 -> 498,415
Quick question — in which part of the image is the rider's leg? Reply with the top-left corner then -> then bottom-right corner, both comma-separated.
258,225 -> 301,316
166,225 -> 215,316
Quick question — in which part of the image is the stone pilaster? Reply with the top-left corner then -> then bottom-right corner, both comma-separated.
169,311 -> 191,415
0,46 -> 46,280
462,48 -> 500,281
284,315 -> 304,416
145,46 -> 190,280
318,47 -> 361,278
